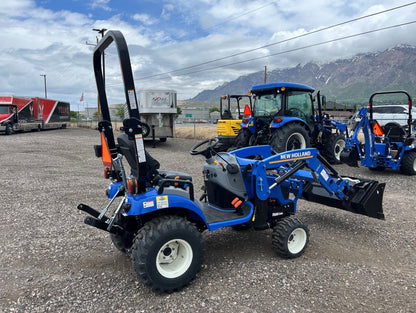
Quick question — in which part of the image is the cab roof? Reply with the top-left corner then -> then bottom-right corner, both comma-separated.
251,82 -> 315,93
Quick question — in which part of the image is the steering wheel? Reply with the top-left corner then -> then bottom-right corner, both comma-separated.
190,137 -> 220,157
287,108 -> 307,120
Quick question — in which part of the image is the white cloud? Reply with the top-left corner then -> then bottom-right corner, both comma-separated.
89,0 -> 112,11
132,13 -> 156,26
1,0 -> 416,107
161,4 -> 174,19
0,0 -> 34,16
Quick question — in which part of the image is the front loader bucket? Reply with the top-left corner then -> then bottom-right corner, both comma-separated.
302,178 -> 385,220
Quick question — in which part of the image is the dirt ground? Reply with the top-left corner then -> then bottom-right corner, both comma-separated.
0,128 -> 415,313
174,124 -> 218,140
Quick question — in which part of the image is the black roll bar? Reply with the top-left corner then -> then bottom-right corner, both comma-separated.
369,90 -> 413,136
93,30 -> 141,156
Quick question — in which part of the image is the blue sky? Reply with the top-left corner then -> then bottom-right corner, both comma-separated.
1,0 -> 416,109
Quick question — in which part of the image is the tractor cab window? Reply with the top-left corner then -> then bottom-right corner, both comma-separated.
254,94 -> 282,116
286,91 -> 314,127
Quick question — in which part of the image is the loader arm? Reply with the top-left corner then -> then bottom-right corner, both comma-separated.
232,146 -> 385,220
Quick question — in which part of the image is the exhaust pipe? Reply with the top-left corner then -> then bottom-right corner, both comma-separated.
302,178 -> 385,220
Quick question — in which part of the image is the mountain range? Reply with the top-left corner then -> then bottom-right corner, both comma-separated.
190,45 -> 416,106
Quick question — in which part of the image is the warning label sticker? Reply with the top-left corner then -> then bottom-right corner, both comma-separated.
128,89 -> 137,109
156,196 -> 169,209
143,200 -> 154,208
135,133 -> 147,163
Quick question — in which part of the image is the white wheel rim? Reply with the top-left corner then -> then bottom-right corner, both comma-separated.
334,139 -> 346,161
156,239 -> 193,279
287,228 -> 307,254
287,133 -> 306,150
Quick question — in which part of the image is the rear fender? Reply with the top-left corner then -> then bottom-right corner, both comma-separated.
240,117 -> 256,134
125,189 -> 208,224
270,117 -> 311,133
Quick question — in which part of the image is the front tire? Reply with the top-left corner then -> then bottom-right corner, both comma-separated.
270,123 -> 310,153
131,216 -> 204,293
272,216 -> 309,259
400,151 -> 416,175
323,133 -> 346,164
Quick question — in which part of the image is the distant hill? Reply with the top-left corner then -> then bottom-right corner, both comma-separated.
190,45 -> 416,107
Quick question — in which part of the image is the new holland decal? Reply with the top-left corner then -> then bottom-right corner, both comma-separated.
270,150 -> 313,164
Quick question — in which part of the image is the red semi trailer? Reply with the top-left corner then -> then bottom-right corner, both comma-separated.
0,96 -> 70,135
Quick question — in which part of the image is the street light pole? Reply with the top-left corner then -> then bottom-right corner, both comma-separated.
40,74 -> 47,98
93,28 -> 107,118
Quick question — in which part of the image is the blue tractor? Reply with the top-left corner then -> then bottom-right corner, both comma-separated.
234,82 -> 347,164
78,31 -> 386,293
341,90 -> 416,175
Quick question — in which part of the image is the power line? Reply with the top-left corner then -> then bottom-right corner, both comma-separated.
204,1 -> 277,31
170,20 -> 416,77
135,1 -> 416,81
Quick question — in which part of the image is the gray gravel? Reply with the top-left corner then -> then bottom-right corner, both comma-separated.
1,128 -> 415,313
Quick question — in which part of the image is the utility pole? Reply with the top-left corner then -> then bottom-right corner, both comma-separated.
93,28 -> 107,118
264,66 -> 267,84
40,74 -> 47,98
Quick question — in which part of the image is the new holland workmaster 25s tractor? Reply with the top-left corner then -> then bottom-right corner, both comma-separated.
78,31 -> 386,293
234,83 -> 347,164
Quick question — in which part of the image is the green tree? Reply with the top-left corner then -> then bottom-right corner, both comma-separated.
115,103 -> 125,120
176,106 -> 182,119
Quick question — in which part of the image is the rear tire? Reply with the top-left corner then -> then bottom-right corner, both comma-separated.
234,128 -> 252,148
272,216 -> 309,259
323,133 -> 345,164
270,123 -> 310,153
131,216 -> 204,293
400,151 -> 416,175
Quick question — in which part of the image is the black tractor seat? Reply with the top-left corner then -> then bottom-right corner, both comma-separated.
382,123 -> 406,143
117,133 -> 192,186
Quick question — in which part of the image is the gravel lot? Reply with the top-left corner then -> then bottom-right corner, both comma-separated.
1,128 -> 415,313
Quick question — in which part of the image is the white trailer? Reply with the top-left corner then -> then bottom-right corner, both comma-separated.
135,90 -> 177,142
